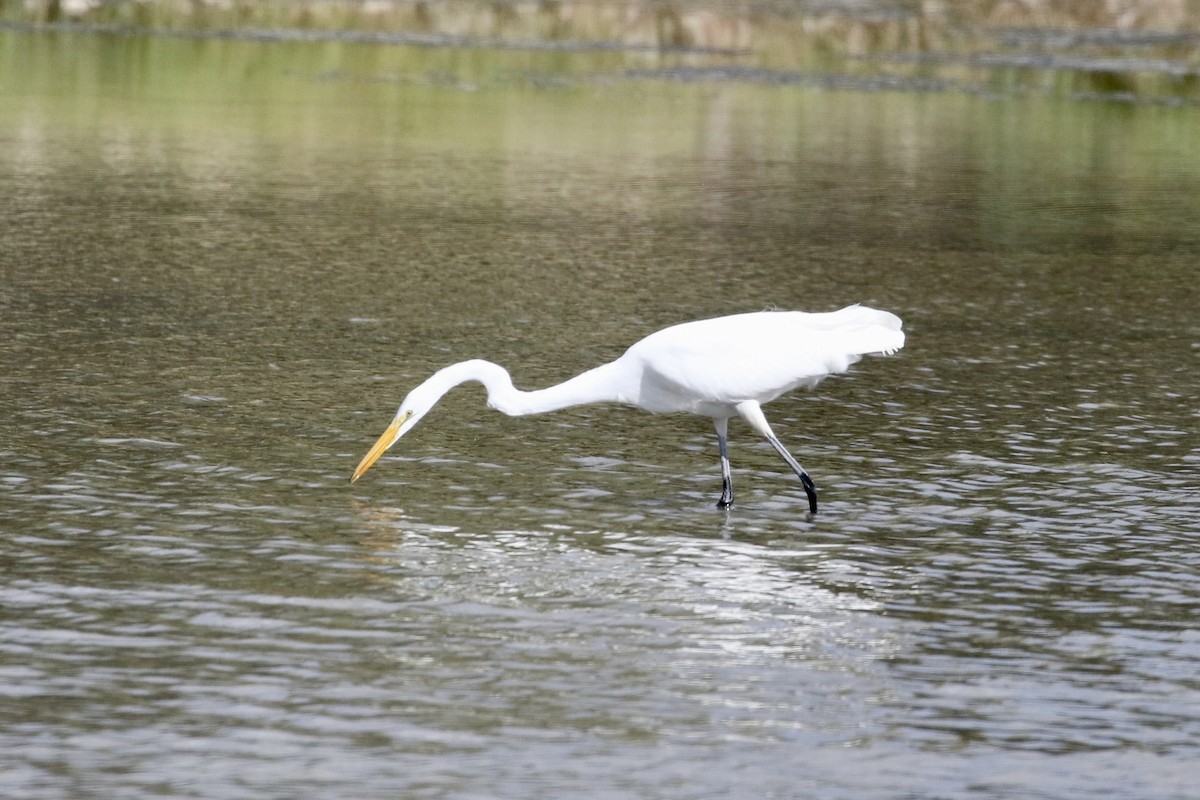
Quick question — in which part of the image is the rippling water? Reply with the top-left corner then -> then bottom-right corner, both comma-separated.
2,27 -> 1199,800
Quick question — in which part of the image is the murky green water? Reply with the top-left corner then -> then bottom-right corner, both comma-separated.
2,26 -> 1199,799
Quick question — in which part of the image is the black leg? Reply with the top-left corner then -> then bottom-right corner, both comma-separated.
733,401 -> 819,515
765,434 -> 818,514
715,418 -> 734,509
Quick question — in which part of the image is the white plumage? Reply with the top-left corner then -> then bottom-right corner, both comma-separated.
352,305 -> 904,512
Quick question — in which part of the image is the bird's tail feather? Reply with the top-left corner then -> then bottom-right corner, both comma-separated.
825,305 -> 905,356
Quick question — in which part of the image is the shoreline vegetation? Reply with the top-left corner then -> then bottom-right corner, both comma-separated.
3,1 -> 1199,102
4,1 -> 1200,52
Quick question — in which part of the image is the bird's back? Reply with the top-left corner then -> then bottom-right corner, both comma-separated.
620,306 -> 904,415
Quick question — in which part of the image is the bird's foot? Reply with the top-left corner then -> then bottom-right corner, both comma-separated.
800,473 -> 818,514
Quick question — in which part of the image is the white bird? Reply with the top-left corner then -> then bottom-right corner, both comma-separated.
352,305 -> 904,512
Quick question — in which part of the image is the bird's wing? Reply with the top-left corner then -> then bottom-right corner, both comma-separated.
624,308 -> 903,412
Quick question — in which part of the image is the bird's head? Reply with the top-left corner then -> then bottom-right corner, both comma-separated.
349,359 -> 505,484
350,390 -> 435,483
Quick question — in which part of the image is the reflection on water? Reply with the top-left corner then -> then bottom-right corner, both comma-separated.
2,26 -> 1199,800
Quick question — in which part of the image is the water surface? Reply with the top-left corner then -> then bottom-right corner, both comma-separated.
2,27 -> 1199,799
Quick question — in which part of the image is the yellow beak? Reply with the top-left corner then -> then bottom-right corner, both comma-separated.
351,417 -> 405,483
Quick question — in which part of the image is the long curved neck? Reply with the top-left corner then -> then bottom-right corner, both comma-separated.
426,359 -> 627,417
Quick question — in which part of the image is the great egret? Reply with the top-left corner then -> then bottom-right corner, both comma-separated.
352,305 -> 904,512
